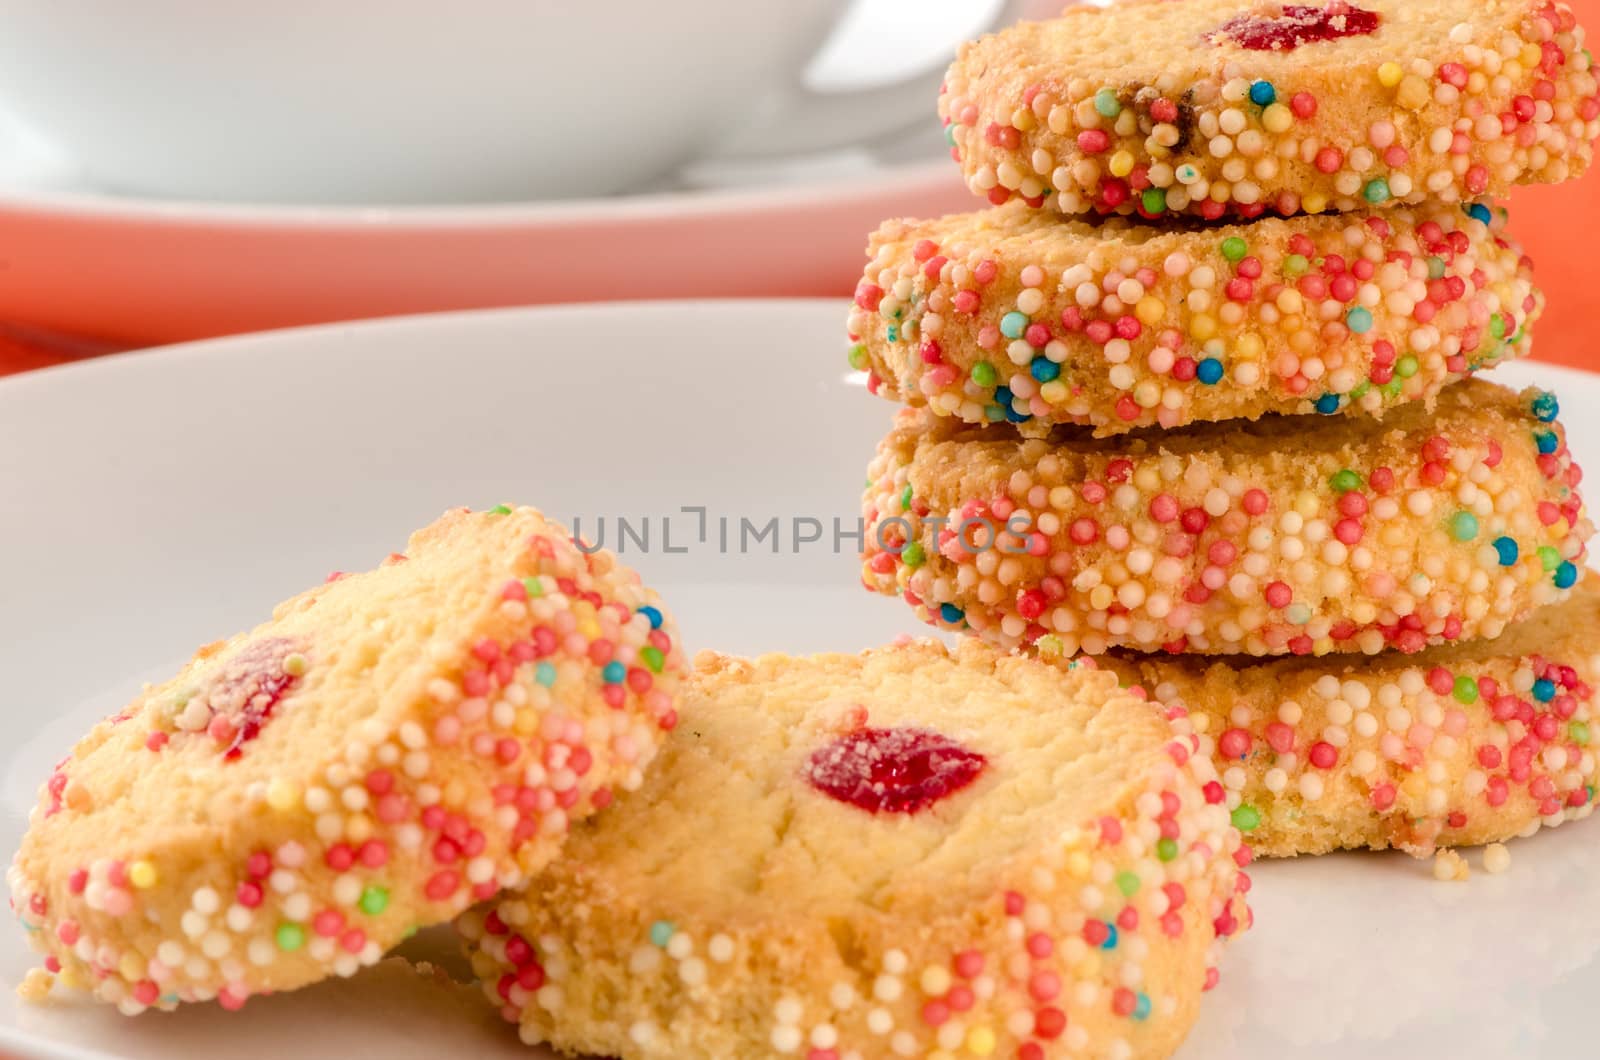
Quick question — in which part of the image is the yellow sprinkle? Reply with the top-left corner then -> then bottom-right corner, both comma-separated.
1190,313 -> 1218,341
281,653 -> 308,677
345,813 -> 374,843
1108,150 -> 1135,178
1235,333 -> 1265,360
1135,296 -> 1166,325
266,777 -> 300,813
1302,192 -> 1329,213
577,617 -> 602,640
118,953 -> 146,982
1377,62 -> 1404,87
1396,75 -> 1431,110
1089,584 -> 1115,611
1261,102 -> 1293,133
1520,43 -> 1543,69
968,1027 -> 998,1055
921,965 -> 953,996
514,709 -> 539,736
128,861 -> 158,889
1066,849 -> 1092,878
1011,107 -> 1037,132
1039,380 -> 1069,404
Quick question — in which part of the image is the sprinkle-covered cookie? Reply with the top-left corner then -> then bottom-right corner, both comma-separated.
941,0 -> 1598,218
862,379 -> 1589,656
8,506 -> 685,1013
851,200 -> 1538,435
459,641 -> 1251,1060
1094,580 -> 1600,857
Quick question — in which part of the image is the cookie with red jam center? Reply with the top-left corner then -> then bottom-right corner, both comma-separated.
459,640 -> 1251,1060
941,0 -> 1598,218
9,505 -> 686,1013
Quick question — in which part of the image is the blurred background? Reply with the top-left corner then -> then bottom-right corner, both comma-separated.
0,0 -> 1593,375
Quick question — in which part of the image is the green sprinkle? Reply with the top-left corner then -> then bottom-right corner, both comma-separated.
1330,469 -> 1363,493
1539,545 -> 1562,572
649,921 -> 675,948
640,646 -> 665,674
535,662 -> 557,687
1141,187 -> 1166,215
1345,306 -> 1374,334
847,343 -> 869,370
1571,721 -> 1591,746
1452,675 -> 1478,704
971,361 -> 998,387
359,886 -> 390,916
1094,88 -> 1121,117
1115,870 -> 1141,896
1396,355 -> 1419,378
1450,511 -> 1479,541
1427,256 -> 1447,279
522,576 -> 544,598
276,923 -> 306,952
1231,804 -> 1261,831
1362,177 -> 1390,204
1220,237 -> 1248,262
1350,381 -> 1372,399
1490,314 -> 1507,339
899,484 -> 913,512
885,324 -> 899,343
488,504 -> 513,515
1283,254 -> 1309,277
1000,311 -> 1030,339
1156,837 -> 1179,861
902,542 -> 925,568
1034,634 -> 1064,658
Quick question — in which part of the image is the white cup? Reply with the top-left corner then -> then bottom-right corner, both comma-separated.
0,0 -> 1032,205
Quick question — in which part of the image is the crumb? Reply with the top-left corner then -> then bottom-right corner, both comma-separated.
1482,842 -> 1511,874
17,968 -> 54,1002
1432,849 -> 1470,882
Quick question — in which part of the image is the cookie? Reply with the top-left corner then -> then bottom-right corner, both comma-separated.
8,506 -> 685,1013
862,378 -> 1589,656
850,200 -> 1538,435
1093,580 -> 1600,857
458,641 -> 1251,1060
941,0 -> 1599,218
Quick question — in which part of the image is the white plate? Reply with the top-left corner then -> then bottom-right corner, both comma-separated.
1,301 -> 1597,1059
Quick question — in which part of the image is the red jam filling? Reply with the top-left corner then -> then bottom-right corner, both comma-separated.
198,637 -> 304,758
805,726 -> 986,814
1214,3 -> 1380,51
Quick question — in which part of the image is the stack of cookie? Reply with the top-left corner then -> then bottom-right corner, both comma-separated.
856,0 -> 1600,859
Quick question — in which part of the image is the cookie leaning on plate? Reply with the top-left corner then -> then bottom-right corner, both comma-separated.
1096,580 -> 1600,857
851,200 -> 1538,435
459,641 -> 1251,1060
942,0 -> 1598,218
862,378 -> 1590,656
8,506 -> 685,1013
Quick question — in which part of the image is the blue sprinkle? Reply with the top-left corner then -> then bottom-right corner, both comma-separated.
1492,536 -> 1519,566
999,311 -> 1030,340
1102,923 -> 1119,950
1314,393 -> 1341,414
1030,357 -> 1060,383
1196,358 -> 1224,385
939,603 -> 966,625
1533,678 -> 1557,702
1532,391 -> 1560,423
1134,993 -> 1152,1020
602,661 -> 627,684
1004,405 -> 1032,424
1248,80 -> 1275,105
1466,202 -> 1493,225
1555,561 -> 1579,589
994,385 -> 1013,406
535,662 -> 557,687
1536,431 -> 1559,455
1346,306 -> 1374,334
638,604 -> 664,629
